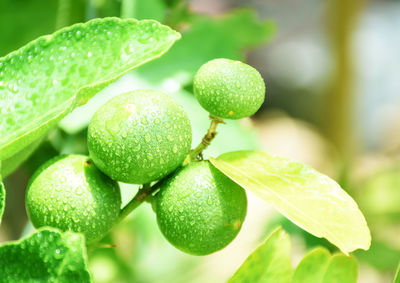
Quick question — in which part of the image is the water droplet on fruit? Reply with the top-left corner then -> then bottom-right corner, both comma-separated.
75,30 -> 82,39
141,117 -> 148,125
132,143 -> 141,152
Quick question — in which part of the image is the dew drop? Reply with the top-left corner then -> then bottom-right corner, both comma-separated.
132,143 -> 141,152
75,30 -> 82,39
144,133 -> 151,142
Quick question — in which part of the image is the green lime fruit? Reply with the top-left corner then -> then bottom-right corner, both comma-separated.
26,155 -> 121,244
193,58 -> 266,119
87,90 -> 192,184
156,160 -> 247,255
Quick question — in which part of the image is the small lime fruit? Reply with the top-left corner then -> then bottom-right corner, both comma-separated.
193,58 -> 265,119
87,90 -> 192,184
25,155 -> 121,244
156,160 -> 247,255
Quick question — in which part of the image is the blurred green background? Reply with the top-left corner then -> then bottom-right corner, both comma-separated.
1,0 -> 400,282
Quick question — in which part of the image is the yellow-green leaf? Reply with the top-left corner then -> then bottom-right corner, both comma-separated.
210,151 -> 371,254
228,227 -> 292,283
322,254 -> 358,283
291,248 -> 331,283
292,248 -> 358,283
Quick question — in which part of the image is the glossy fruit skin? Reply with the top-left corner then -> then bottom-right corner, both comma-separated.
193,58 -> 265,119
25,155 -> 121,244
156,160 -> 247,255
87,90 -> 192,184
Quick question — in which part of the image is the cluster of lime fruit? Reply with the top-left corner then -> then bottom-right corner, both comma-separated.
25,58 -> 266,255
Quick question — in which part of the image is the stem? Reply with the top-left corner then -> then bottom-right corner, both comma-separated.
183,116 -> 225,165
117,183 -> 154,223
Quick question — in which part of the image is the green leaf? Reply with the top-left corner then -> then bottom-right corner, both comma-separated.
210,151 -> 371,254
322,254 -> 358,283
0,17 -> 180,164
291,248 -> 331,283
292,248 -> 358,283
394,263 -> 400,283
228,227 -> 292,283
0,227 -> 91,282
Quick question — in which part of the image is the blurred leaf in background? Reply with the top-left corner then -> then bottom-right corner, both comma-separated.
137,8 -> 276,85
0,0 -> 59,56
352,166 -> 400,272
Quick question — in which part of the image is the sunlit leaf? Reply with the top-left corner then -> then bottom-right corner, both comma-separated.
291,248 -> 331,283
322,254 -> 358,283
0,228 -> 91,282
0,17 -> 180,167
292,248 -> 357,283
210,150 -> 371,254
228,227 -> 292,283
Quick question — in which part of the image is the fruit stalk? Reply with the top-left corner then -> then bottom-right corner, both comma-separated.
184,116 -> 225,165
117,183 -> 154,223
